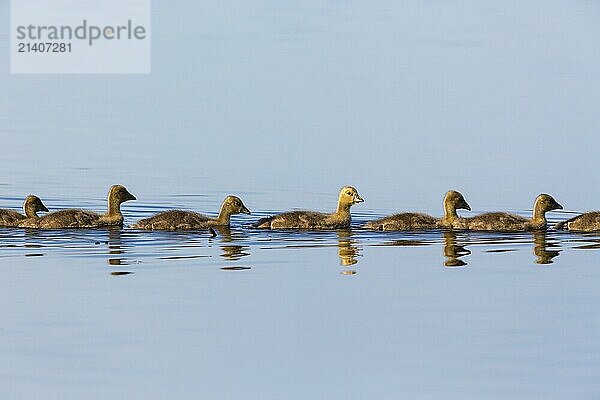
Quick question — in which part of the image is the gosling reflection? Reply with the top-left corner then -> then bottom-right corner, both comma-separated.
21,228 -> 45,255
533,231 -> 561,265
337,229 -> 361,266
213,226 -> 250,261
443,231 -> 470,267
107,227 -> 126,265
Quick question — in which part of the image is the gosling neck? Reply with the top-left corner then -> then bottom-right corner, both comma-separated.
335,201 -> 352,219
216,205 -> 232,225
443,201 -> 458,221
107,197 -> 123,217
24,202 -> 38,218
532,202 -> 547,225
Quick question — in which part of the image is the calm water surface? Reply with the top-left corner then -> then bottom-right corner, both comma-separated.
2,0 -> 600,398
1,193 -> 600,399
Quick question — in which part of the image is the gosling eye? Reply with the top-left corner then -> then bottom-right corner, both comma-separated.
346,191 -> 352,196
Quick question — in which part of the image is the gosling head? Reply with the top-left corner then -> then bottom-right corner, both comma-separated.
338,186 -> 364,208
23,195 -> 49,217
534,194 -> 562,215
221,195 -> 251,215
109,185 -> 137,204
444,190 -> 471,211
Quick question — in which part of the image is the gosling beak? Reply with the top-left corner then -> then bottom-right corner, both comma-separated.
553,202 -> 563,211
241,205 -> 251,214
40,205 -> 49,212
126,192 -> 137,201
462,201 -> 471,212
354,195 -> 364,204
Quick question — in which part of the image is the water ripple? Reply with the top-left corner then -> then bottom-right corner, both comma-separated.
0,202 -> 599,271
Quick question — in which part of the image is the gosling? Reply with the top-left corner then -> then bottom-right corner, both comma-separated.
457,194 -> 562,231
18,185 -> 136,229
555,210 -> 600,232
0,195 -> 49,227
131,195 -> 250,230
253,186 -> 364,229
363,190 -> 471,230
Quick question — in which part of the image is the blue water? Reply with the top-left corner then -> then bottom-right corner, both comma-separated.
1,0 -> 600,398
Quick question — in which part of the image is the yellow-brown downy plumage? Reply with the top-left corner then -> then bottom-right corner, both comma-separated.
0,195 -> 49,227
363,190 -> 471,231
18,185 -> 136,229
457,194 -> 562,231
131,195 -> 250,230
253,186 -> 364,229
555,211 -> 600,231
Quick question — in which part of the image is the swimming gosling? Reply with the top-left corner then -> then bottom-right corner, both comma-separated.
253,186 -> 364,229
555,210 -> 600,231
18,185 -> 136,229
457,194 -> 562,231
0,195 -> 49,227
363,190 -> 471,230
131,196 -> 250,230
